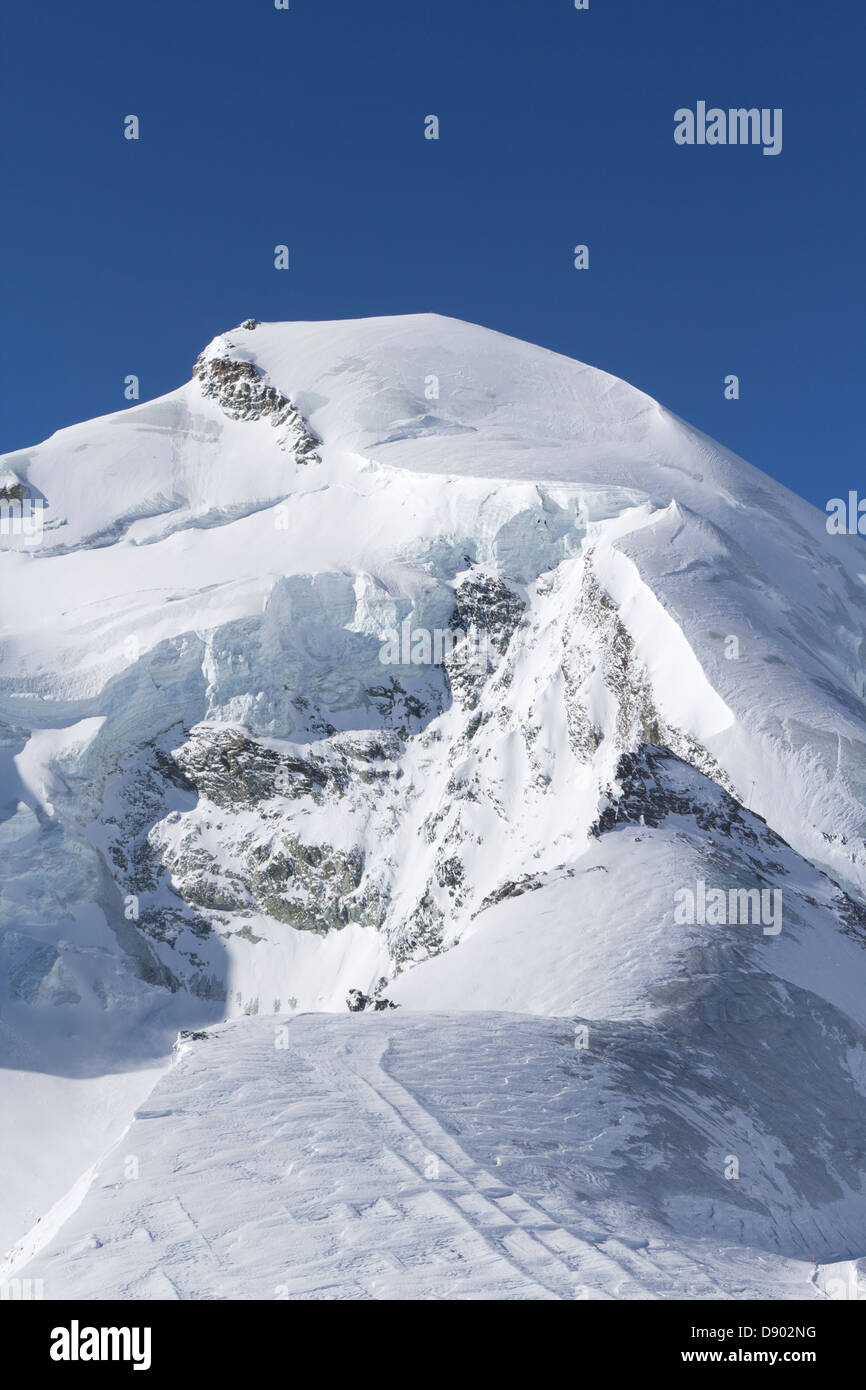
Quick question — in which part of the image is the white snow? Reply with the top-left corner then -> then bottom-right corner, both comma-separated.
2,313 -> 866,1299
0,1013 -> 834,1302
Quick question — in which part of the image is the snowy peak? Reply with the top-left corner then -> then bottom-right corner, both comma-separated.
3,314 -> 866,1291
212,310 -> 689,489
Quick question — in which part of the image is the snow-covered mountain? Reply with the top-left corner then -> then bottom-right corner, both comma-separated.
2,313 -> 866,1299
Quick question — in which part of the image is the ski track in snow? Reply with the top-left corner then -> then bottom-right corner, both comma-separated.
8,1013 -> 830,1302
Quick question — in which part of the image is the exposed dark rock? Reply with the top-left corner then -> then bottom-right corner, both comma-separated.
475,873 -> 545,916
390,886 -> 445,965
346,987 -> 398,1012
192,352 -> 321,463
443,574 -> 525,709
0,481 -> 29,503
591,745 -> 787,849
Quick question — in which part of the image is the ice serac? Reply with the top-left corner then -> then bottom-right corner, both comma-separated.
2,313 -> 866,1295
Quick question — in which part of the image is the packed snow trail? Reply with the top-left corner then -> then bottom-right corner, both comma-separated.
8,1012 -> 833,1301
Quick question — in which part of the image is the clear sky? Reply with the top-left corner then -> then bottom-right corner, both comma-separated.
2,0 -> 863,511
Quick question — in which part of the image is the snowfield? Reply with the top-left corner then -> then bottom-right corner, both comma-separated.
2,313 -> 866,1299
4,1011 -> 861,1302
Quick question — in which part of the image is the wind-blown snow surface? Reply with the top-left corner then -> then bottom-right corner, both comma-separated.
2,313 -> 866,1297
0,1012 -> 852,1302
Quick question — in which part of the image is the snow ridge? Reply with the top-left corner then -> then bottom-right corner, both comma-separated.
3,314 -> 866,1297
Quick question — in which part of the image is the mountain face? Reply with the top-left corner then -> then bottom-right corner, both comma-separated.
2,314 -> 866,1298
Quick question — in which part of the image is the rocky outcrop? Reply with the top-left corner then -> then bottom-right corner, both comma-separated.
572,561 -> 736,794
390,887 -> 446,966
83,544 -> 768,992
443,574 -> 525,709
0,479 -> 29,503
247,837 -> 366,933
170,724 -> 399,811
145,724 -> 399,936
192,352 -> 321,463
346,985 -> 398,1012
591,746 -> 782,845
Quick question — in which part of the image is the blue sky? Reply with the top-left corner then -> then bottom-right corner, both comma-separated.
3,0 -> 863,510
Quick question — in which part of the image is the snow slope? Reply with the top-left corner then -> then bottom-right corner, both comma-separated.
5,1011 -> 861,1302
2,313 -> 866,1295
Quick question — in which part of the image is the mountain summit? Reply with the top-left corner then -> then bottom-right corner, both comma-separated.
2,315 -> 866,1298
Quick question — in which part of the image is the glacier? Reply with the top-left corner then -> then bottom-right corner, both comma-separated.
1,313 -> 866,1299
